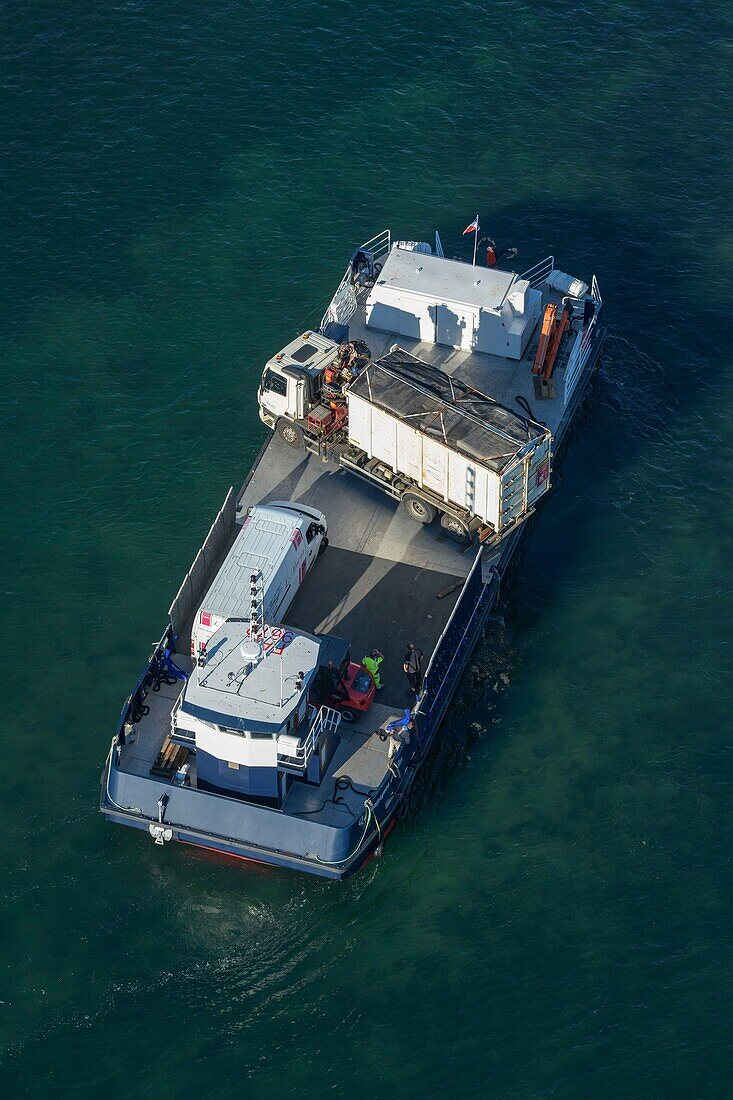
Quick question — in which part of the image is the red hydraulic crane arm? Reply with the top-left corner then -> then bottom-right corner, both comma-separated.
532,303 -> 557,376
542,307 -> 571,381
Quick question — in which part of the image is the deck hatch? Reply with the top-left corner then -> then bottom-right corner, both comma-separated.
289,342 -> 320,363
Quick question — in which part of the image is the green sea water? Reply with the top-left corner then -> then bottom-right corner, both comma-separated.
1,2 -> 731,1096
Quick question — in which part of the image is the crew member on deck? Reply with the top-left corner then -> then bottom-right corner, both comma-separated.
362,650 -> 384,691
384,710 -> 419,774
323,659 -> 347,701
403,643 -> 423,696
481,237 -> 518,268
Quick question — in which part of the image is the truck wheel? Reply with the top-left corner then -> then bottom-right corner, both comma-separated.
440,512 -> 471,542
317,535 -> 329,555
277,419 -> 304,449
339,707 -> 357,724
402,494 -> 437,525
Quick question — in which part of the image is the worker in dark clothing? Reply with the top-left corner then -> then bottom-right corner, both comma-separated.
403,643 -> 424,696
323,659 -> 346,700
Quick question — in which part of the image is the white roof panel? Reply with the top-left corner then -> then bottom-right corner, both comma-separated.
181,620 -> 322,732
199,504 -> 297,620
373,247 -> 521,311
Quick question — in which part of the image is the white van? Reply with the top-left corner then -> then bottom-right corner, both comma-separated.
190,501 -> 327,657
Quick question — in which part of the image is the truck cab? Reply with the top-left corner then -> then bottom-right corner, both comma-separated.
258,331 -> 339,428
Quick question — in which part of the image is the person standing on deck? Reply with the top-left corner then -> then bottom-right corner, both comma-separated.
481,237 -> 518,268
384,710 -> 418,775
403,643 -> 423,697
323,659 -> 347,701
362,649 -> 384,691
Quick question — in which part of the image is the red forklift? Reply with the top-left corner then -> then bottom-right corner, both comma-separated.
311,636 -> 376,724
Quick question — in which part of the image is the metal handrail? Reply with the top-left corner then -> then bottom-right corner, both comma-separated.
564,310 -> 600,401
419,547 -> 484,699
359,229 -> 391,260
277,705 -> 341,771
518,254 -> 554,288
320,264 -> 356,330
416,564 -> 497,725
560,275 -> 603,402
320,230 -> 391,331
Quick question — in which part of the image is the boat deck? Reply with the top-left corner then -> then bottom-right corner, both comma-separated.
115,661 -> 401,825
113,259 -> 585,830
120,675 -> 185,779
236,436 -> 470,710
282,701 -> 400,825
236,271 -> 575,699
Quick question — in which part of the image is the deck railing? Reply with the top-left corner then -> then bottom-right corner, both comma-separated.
320,269 -> 358,330
360,229 -> 391,262
415,548 -> 492,742
320,230 -> 391,332
277,705 -> 341,772
519,254 -> 554,288
563,276 -> 603,403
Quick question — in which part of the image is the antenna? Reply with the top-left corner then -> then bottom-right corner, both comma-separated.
249,569 -> 264,640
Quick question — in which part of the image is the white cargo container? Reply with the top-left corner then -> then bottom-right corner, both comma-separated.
190,501 -> 327,657
364,247 -> 542,360
346,350 -> 552,533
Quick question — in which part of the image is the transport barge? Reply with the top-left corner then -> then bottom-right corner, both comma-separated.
100,229 -> 605,878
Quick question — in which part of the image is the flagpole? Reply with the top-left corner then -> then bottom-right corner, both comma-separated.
472,215 -> 479,267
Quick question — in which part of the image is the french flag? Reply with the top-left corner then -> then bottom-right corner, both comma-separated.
463,215 -> 480,235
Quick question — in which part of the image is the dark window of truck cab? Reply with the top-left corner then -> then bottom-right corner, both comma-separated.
306,522 -> 321,543
263,369 -> 287,397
